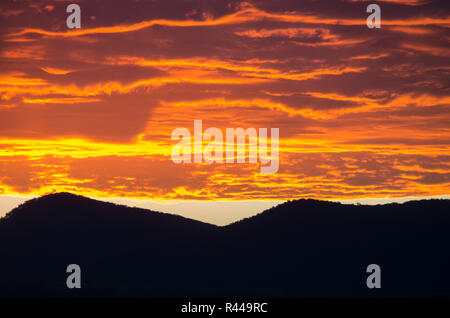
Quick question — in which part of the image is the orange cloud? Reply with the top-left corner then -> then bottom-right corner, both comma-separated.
40,67 -> 74,75
0,0 -> 448,205
22,97 -> 101,104
9,5 -> 449,39
345,0 -> 430,6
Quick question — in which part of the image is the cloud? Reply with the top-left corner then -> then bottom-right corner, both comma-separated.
40,67 -> 73,75
8,4 -> 449,39
0,0 -> 448,201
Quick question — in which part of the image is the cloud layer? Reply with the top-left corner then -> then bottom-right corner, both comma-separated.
0,0 -> 449,200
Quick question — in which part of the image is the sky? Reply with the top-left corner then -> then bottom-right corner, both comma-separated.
0,0 -> 449,224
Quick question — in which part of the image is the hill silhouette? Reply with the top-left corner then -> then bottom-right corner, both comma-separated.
0,193 -> 449,297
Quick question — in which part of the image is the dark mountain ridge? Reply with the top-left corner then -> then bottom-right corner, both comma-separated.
0,193 -> 449,297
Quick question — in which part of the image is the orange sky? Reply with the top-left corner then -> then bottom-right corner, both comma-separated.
0,0 -> 449,214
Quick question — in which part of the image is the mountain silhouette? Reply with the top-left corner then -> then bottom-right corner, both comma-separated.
0,192 -> 449,297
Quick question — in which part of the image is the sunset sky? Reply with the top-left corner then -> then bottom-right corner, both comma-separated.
0,0 -> 449,224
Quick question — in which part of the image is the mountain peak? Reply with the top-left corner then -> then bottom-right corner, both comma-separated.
1,192 -> 218,232
41,191 -> 82,198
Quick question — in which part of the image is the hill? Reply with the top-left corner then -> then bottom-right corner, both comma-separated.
0,193 -> 449,297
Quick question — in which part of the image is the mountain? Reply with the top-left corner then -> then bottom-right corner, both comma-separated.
0,193 -> 449,297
